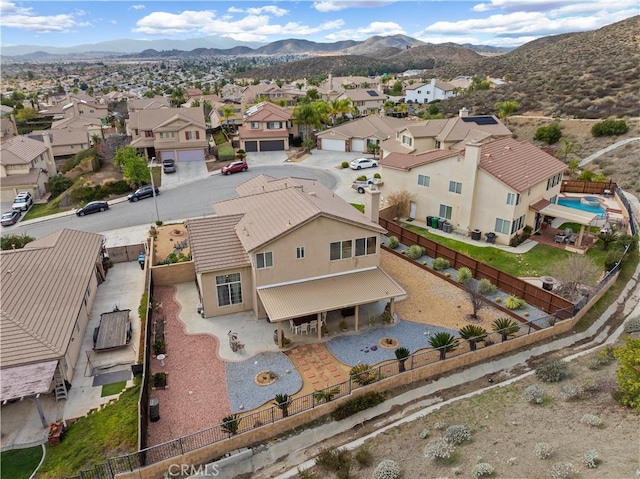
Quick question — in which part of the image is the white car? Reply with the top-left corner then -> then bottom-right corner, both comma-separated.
349,158 -> 378,170
12,191 -> 33,211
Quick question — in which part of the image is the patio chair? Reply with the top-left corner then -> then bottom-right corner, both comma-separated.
563,227 -> 574,236
554,233 -> 566,244
300,322 -> 309,335
292,324 -> 302,335
288,319 -> 295,333
309,320 -> 318,333
567,234 -> 578,244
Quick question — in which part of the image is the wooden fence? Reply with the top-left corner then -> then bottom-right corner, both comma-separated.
560,180 -> 616,195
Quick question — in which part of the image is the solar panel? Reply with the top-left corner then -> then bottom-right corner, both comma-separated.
461,116 -> 498,125
366,90 -> 379,97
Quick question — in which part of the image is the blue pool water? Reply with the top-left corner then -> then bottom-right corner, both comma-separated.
557,197 -> 606,218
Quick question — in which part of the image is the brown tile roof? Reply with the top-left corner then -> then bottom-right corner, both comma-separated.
187,215 -> 250,273
0,229 -> 104,368
0,136 -> 48,165
238,127 -> 289,140
128,96 -> 170,111
316,115 -> 409,140
381,149 -> 460,170
478,137 -> 566,192
436,116 -> 511,143
339,89 -> 387,102
0,168 -> 44,186
128,108 -> 206,131
243,102 -> 291,122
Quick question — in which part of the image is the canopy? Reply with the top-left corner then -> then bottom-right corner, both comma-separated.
1,360 -> 57,402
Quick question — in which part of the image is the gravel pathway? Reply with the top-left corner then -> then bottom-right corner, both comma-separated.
226,352 -> 302,413
325,321 -> 458,367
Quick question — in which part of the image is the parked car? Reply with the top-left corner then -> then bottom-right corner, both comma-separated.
1,210 -> 21,226
128,185 -> 160,202
162,159 -> 176,173
12,191 -> 33,211
221,161 -> 248,175
76,201 -> 109,216
351,177 -> 384,193
349,158 -> 378,170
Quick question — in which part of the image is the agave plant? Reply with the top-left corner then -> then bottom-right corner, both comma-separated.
274,393 -> 291,418
221,414 -> 241,436
458,325 -> 488,351
314,386 -> 341,403
492,317 -> 520,342
428,332 -> 459,360
395,347 -> 410,372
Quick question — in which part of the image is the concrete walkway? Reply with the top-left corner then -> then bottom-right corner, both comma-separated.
579,136 -> 640,167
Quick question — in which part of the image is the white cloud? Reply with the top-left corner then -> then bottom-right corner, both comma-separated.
227,5 -> 288,17
130,4 -> 146,11
325,20 -> 404,41
314,1 -> 397,13
0,1 -> 89,33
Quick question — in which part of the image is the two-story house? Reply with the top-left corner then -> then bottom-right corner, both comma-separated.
241,84 -> 301,106
336,89 -> 387,117
404,78 -> 456,104
0,135 -> 57,203
127,96 -> 171,114
380,137 -> 570,246
29,128 -> 91,160
187,175 -> 405,346
127,108 -> 208,162
238,102 -> 296,152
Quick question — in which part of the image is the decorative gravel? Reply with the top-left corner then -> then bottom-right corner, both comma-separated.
226,351 -> 302,413
326,320 -> 458,367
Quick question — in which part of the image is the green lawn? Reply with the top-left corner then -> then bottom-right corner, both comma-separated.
101,381 -> 126,397
23,203 -> 73,221
37,379 -> 139,478
1,446 -> 43,479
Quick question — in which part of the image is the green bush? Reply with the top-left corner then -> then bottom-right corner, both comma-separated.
0,233 -> 35,250
217,145 -> 235,161
604,249 -> 624,270
315,447 -> 351,475
534,123 -> 562,145
61,148 -> 95,173
48,175 -> 74,197
591,119 -> 629,137
350,363 -> 377,385
432,257 -> 450,271
504,295 -> 526,310
70,184 -> 107,204
341,161 -> 349,169
357,175 -> 367,181
386,236 -> 399,249
406,244 -> 425,259
456,267 -> 472,284
331,392 -> 385,421
354,445 -> 373,467
535,359 -> 568,383
103,180 -> 132,195
373,173 -> 381,179
477,278 -> 498,295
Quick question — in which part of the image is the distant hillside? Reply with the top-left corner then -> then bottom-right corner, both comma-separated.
342,34 -> 424,55
255,39 -> 358,54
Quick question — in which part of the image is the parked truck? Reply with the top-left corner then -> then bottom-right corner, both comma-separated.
351,177 -> 383,193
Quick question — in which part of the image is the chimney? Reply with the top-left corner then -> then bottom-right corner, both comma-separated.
364,186 -> 381,224
459,107 -> 469,118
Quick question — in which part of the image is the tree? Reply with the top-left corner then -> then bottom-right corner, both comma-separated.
468,75 -> 491,92
292,102 -> 324,141
14,107 -> 39,125
383,100 -> 395,114
221,414 -> 241,436
305,88 -> 320,101
492,317 -> 520,342
328,98 -> 352,126
48,175 -> 74,198
534,123 -> 562,145
550,255 -> 601,300
556,137 -> 581,163
114,146 -> 150,188
1,233 -> 35,250
494,100 -> 519,126
392,80 -> 403,95
367,143 -> 381,159
274,393 -> 291,418
219,105 -> 235,128
614,337 -> 640,411
395,347 -> 410,372
170,86 -> 186,107
201,99 -> 213,119
385,190 -> 417,218
458,325 -> 488,351
598,230 -> 619,251
429,332 -> 458,360
466,283 -> 487,320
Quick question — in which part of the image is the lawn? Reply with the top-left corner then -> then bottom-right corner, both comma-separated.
37,379 -> 139,478
23,202 -> 72,221
101,381 -> 126,397
0,446 -> 42,479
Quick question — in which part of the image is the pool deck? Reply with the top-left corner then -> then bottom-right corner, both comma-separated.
559,192 -> 626,223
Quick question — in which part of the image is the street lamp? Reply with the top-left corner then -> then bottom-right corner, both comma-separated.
149,156 -> 160,224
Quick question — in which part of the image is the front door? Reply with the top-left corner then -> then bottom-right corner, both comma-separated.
409,201 -> 417,220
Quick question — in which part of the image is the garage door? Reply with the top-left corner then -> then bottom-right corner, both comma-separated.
321,139 -> 346,152
351,139 -> 365,153
177,150 -> 204,162
245,141 -> 258,152
160,151 -> 175,161
260,140 -> 285,151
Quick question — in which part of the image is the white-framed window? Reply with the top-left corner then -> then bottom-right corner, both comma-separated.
402,135 -> 412,146
296,246 -> 305,259
506,192 -> 521,205
439,204 -> 452,219
366,138 -> 379,148
267,121 -> 281,130
418,174 -> 430,187
83,285 -> 91,306
256,251 -> 273,269
511,214 -> 526,233
449,181 -> 462,194
216,273 -> 243,306
355,236 -> 377,257
495,218 -> 511,234
251,122 -> 259,129
330,240 -> 352,261
185,131 -> 200,140
546,172 -> 562,190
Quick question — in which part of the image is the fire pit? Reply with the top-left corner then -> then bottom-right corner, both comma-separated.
254,371 -> 277,386
379,337 -> 399,349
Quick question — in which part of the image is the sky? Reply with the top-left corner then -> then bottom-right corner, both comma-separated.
0,0 -> 637,48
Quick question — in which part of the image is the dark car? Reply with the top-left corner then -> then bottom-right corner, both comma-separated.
128,185 -> 160,202
162,159 -> 176,173
76,201 -> 109,216
221,161 -> 248,175
1,210 -> 21,226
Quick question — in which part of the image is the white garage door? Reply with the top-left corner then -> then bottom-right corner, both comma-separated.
177,149 -> 205,162
160,151 -> 175,161
321,139 -> 346,152
351,139 -> 365,153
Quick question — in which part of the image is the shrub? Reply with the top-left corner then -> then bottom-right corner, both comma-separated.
588,347 -> 615,369
550,462 -> 576,479
433,421 -> 447,430
471,462 -> 495,478
48,175 -> 74,197
614,337 -> 640,409
456,267 -> 472,284
534,122 -> 562,144
477,278 -> 497,295
357,175 -> 367,181
534,442 -> 553,459
503,295 -> 526,310
386,236 -> 399,249
424,438 -> 455,461
350,363 -> 378,385
372,459 -> 401,479
103,179 -> 132,195
332,392 -> 385,420
419,428 -> 430,439
444,424 -> 472,445
535,359 -> 568,383
560,384 -> 587,401
624,316 -> 640,333
591,118 -> 629,137
355,445 -> 373,467
580,413 -> 603,427
406,244 -> 425,259
373,173 -> 381,179
1,233 -> 35,250
432,257 -> 450,271
341,161 -> 349,169
217,145 -> 235,161
523,384 -> 546,404
604,249 -> 624,270
315,448 -> 351,476
583,450 -> 599,469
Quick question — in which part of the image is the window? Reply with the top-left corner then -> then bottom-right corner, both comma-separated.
296,246 -> 305,259
439,204 -> 452,219
418,175 -> 430,187
216,273 -> 243,306
185,131 -> 200,140
256,251 -> 273,269
511,214 -> 526,233
330,240 -> 352,260
546,172 -> 562,190
495,218 -> 511,234
506,192 -> 521,205
267,121 -> 281,130
355,236 -> 377,256
251,122 -> 259,129
550,194 -> 557,204
449,181 -> 462,194
435,140 -> 441,149
366,138 -> 379,148
144,130 -> 154,138
83,285 -> 91,307
402,135 -> 412,146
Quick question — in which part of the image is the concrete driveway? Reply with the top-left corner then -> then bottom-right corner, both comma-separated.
160,160 -> 209,189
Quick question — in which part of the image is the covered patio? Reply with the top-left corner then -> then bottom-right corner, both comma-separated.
257,267 -> 406,347
530,200 -> 599,252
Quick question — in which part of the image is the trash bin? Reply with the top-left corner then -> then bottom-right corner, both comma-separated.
442,222 -> 452,233
149,398 -> 160,422
426,216 -> 433,228
541,276 -> 555,291
431,216 -> 439,229
471,229 -> 482,241
437,218 -> 446,230
485,232 -> 497,244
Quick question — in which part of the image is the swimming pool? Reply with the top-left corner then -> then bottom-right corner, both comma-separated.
557,197 -> 606,218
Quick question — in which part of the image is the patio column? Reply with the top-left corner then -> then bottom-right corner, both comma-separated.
390,298 -> 395,320
277,322 -> 282,348
317,312 -> 322,339
355,305 -> 359,331
33,395 -> 48,428
576,226 -> 585,248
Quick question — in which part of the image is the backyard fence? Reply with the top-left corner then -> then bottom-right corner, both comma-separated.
560,179 -> 616,195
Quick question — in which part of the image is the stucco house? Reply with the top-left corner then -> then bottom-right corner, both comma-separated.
316,114 -> 411,153
379,137 -> 568,246
319,75 -> 381,98
237,102 -> 296,152
186,175 -> 405,345
127,107 -> 208,162
404,78 -> 456,104
241,84 -> 301,106
127,96 -> 171,114
336,89 -> 387,117
0,134 -> 58,203
0,229 -> 107,404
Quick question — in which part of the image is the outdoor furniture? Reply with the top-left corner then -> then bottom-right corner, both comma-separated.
309,320 -> 318,333
555,234 -> 566,244
567,234 -> 578,244
292,324 -> 302,335
299,322 -> 309,335
288,319 -> 295,333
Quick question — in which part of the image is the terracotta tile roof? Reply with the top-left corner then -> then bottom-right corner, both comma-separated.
187,215 -> 250,273
0,136 -> 48,165
381,149 -> 460,170
128,108 -> 206,131
243,102 -> 291,122
238,127 -> 289,140
339,89 -> 387,102
0,229 -> 104,368
478,137 -> 566,192
316,115 -> 409,140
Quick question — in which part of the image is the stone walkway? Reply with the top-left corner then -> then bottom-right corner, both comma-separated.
287,343 -> 349,391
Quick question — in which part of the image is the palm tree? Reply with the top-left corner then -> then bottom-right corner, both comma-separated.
219,105 -> 235,129
492,317 -> 520,342
494,100 -> 519,126
598,230 -> 619,250
292,102 -> 324,141
314,386 -> 340,403
395,347 -> 410,372
367,143 -> 381,160
170,86 -> 186,107
295,82 -> 304,91
221,414 -> 241,436
428,332 -> 458,360
396,102 -> 408,117
274,393 -> 291,418
328,98 -> 352,126
383,100 -> 395,115
459,325 -> 488,351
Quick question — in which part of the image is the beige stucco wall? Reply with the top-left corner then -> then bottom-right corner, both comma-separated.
151,262 -> 196,286
199,266 -> 253,318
